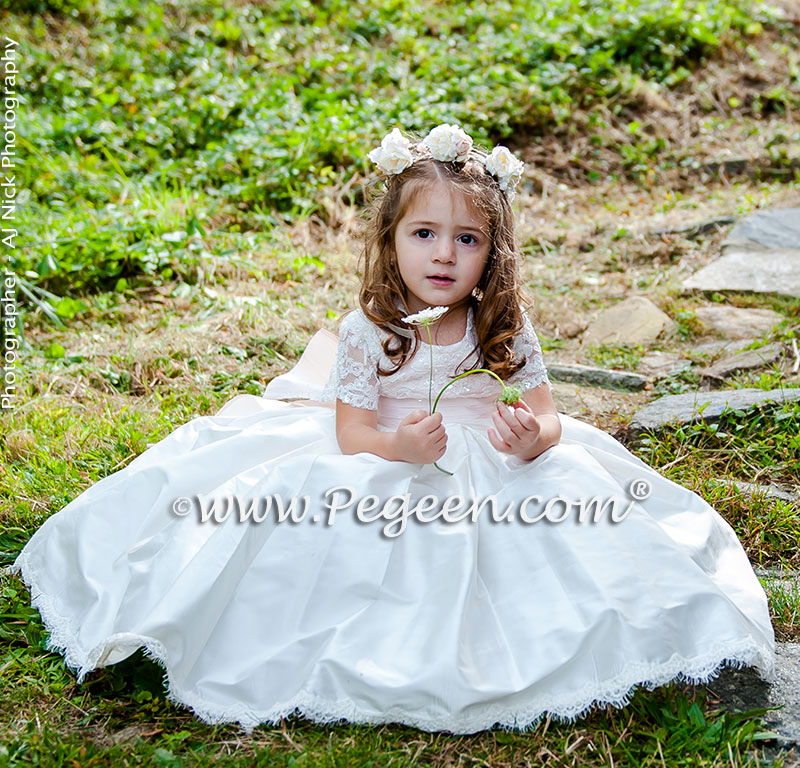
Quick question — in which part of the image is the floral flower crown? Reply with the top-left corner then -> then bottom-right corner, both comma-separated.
367,124 -> 525,202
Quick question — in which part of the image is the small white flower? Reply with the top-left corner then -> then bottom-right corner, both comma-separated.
422,124 -> 473,163
161,230 -> 187,242
402,306 -> 449,326
484,146 -> 525,200
368,128 -> 414,175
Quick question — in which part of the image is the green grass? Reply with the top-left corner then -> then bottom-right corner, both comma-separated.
588,342 -> 645,370
762,576 -> 800,642
632,402 -> 800,568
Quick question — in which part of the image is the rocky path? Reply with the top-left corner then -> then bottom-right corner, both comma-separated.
541,206 -> 800,762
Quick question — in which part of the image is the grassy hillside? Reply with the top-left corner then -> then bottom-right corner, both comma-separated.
2,0 -> 799,765
7,0 -> 775,304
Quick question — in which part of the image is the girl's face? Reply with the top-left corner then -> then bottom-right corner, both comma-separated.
393,181 -> 491,315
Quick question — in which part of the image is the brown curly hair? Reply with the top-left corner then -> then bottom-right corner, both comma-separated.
359,139 -> 531,380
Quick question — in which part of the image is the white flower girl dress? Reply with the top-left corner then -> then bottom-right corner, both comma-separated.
11,308 -> 774,733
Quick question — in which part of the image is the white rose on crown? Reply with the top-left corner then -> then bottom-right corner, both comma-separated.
367,128 -> 414,175
484,146 -> 525,201
484,146 -> 524,189
422,124 -> 473,163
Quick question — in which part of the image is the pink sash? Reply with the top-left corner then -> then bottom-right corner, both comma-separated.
377,395 -> 497,429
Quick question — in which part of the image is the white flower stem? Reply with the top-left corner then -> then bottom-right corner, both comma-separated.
420,319 -> 453,476
425,323 -> 434,414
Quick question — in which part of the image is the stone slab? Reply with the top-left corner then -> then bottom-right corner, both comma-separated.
730,481 -> 799,504
694,306 -> 784,340
582,296 -> 674,348
725,207 -> 800,250
638,352 -> 692,378
756,567 -> 800,582
652,216 -> 736,238
704,643 -> 800,747
547,363 -> 648,391
628,387 -> 800,438
694,339 -> 758,359
700,342 -> 784,381
683,249 -> 800,298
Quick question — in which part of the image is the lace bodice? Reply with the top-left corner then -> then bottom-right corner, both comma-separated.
319,308 -> 550,410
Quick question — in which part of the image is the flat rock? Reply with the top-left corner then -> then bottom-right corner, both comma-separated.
756,567 -> 800,581
730,481 -> 799,504
547,363 -> 648,391
704,643 -> 800,747
682,249 -> 800,298
553,318 -> 588,339
694,338 -> 759,359
700,342 -> 784,381
724,207 -> 800,250
638,352 -> 692,378
628,387 -> 800,438
694,305 -> 784,340
652,216 -> 735,239
581,296 -> 674,348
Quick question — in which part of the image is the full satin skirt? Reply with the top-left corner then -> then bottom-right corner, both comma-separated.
11,394 -> 775,733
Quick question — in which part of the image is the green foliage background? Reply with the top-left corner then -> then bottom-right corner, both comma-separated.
7,0 -> 767,303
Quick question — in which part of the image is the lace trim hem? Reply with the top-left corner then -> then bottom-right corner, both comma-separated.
8,554 -> 775,735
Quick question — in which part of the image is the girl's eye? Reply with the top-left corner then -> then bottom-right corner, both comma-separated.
414,229 -> 433,239
458,234 -> 477,245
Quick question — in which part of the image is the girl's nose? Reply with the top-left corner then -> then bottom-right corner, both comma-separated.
433,239 -> 456,262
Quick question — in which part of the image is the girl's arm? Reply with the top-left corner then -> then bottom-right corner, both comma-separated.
331,309 -> 446,463
487,383 -> 561,461
336,401 -> 447,463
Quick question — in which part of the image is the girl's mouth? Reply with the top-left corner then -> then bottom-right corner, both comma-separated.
427,276 -> 455,286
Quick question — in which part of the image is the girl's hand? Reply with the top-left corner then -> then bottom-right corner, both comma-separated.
393,410 -> 447,464
488,400 -> 545,460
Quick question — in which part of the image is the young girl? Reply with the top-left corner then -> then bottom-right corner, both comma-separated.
11,125 -> 774,735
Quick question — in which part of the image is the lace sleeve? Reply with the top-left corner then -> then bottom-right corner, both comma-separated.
330,310 -> 381,410
507,315 -> 551,391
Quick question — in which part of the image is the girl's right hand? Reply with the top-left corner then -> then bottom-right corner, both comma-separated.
393,410 -> 447,463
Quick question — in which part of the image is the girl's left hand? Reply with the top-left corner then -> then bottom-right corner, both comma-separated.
487,400 -> 542,459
